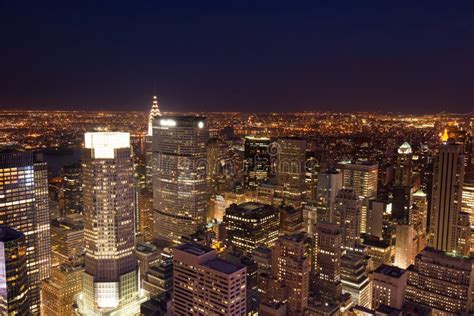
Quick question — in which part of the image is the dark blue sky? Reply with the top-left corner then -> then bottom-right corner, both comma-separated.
1,0 -> 473,113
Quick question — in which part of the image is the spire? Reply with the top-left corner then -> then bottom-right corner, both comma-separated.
148,95 -> 161,135
397,142 -> 412,155
440,128 -> 449,143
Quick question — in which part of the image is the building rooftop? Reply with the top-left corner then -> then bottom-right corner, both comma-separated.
202,258 -> 245,275
175,242 -> 214,257
374,264 -> 405,278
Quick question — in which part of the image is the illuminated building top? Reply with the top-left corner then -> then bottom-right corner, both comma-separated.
397,142 -> 412,155
148,95 -> 161,135
84,132 -> 130,159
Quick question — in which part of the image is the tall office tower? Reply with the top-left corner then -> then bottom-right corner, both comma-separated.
411,189 -> 428,233
429,140 -> 469,255
145,95 -> 161,190
244,136 -> 271,189
41,263 -> 83,316
394,223 -> 416,269
272,233 -> 310,315
0,226 -> 29,315
392,142 -> 413,222
153,116 -> 209,244
461,179 -> 474,252
61,163 -> 83,216
371,264 -> 407,310
173,243 -> 247,315
302,203 -> 318,235
50,215 -> 84,266
405,247 -> 474,314
223,202 -> 280,254
34,154 -> 52,280
313,222 -> 342,304
279,205 -> 304,235
0,150 -> 50,314
334,188 -> 362,250
138,189 -> 154,243
315,169 -> 343,223
276,137 -> 307,208
341,250 -> 371,308
77,132 -> 145,315
366,199 -> 387,240
338,161 -> 378,234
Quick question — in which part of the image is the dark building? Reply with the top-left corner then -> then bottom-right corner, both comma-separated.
243,136 -> 272,189
0,226 -> 30,315
61,163 -> 83,216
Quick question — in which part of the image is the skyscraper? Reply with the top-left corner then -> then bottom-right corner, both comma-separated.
429,140 -> 469,255
338,161 -> 378,234
461,179 -> 474,252
394,223 -> 416,269
61,163 -> 83,216
313,222 -> 342,304
315,169 -> 343,223
272,233 -> 310,315
223,202 -> 280,254
334,188 -> 361,250
153,116 -> 209,244
0,226 -> 29,315
145,95 -> 161,190
405,247 -> 474,314
276,137 -> 307,208
0,150 -> 51,314
173,243 -> 247,315
371,264 -> 407,310
77,132 -> 146,314
392,142 -> 413,221
244,136 -> 271,189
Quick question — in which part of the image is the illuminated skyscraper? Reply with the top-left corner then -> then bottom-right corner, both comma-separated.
0,226 -> 29,315
405,247 -> 474,314
0,150 -> 51,314
244,136 -> 271,189
392,142 -> 413,221
341,250 -> 371,308
276,137 -> 307,208
223,202 -> 280,254
173,243 -> 247,315
272,233 -> 310,315
429,140 -> 469,255
61,163 -> 83,216
77,132 -> 146,315
334,188 -> 361,250
315,169 -> 343,223
145,95 -> 161,190
394,223 -> 416,269
313,222 -> 342,304
153,116 -> 209,244
461,179 -> 474,252
338,161 -> 378,234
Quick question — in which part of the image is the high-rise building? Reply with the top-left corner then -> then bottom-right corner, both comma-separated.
366,199 -> 388,240
0,150 -> 51,314
41,263 -> 83,316
276,137 -> 307,208
50,215 -> 84,266
77,132 -> 146,314
405,247 -> 474,314
244,136 -> 272,189
335,188 -> 362,250
411,189 -> 428,233
223,202 -> 280,254
279,205 -> 304,235
272,233 -> 310,315
461,178 -> 474,252
313,222 -> 342,304
61,163 -> 83,216
394,223 -> 416,269
153,116 -> 209,244
145,95 -> 161,190
429,140 -> 469,255
371,264 -> 407,310
392,142 -> 413,222
315,169 -> 343,223
173,243 -> 247,315
34,153 -> 52,280
341,250 -> 372,308
338,161 -> 378,234
0,226 -> 29,315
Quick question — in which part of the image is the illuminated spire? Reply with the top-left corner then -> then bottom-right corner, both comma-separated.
397,142 -> 412,155
440,128 -> 449,142
148,95 -> 161,135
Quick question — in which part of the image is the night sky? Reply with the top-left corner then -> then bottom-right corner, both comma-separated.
1,1 -> 473,113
